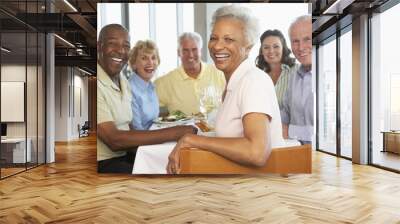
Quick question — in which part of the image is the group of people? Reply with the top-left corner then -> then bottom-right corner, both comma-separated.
97,5 -> 313,174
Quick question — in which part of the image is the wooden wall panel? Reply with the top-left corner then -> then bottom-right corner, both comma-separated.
88,76 -> 97,132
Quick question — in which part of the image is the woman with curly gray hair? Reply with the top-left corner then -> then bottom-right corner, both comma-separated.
167,5 -> 284,174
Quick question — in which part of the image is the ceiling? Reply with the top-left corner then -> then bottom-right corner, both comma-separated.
0,0 -> 97,74
311,0 -> 391,44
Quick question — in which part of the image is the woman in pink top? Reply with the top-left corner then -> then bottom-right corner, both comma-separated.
166,5 -> 284,174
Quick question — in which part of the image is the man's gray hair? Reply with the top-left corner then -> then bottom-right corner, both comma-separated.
178,32 -> 203,50
210,5 -> 259,46
288,15 -> 312,36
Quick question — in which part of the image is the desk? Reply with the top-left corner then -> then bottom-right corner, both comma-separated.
1,138 -> 31,163
382,131 -> 400,154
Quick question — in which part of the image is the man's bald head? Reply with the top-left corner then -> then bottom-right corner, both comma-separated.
98,24 -> 129,45
97,24 -> 130,78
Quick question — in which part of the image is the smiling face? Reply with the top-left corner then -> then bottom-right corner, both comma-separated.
97,27 -> 130,77
208,18 -> 251,78
132,49 -> 159,82
290,19 -> 312,67
262,36 -> 283,65
179,38 -> 201,73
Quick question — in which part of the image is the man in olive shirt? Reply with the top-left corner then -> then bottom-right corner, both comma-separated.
155,32 -> 225,116
97,24 -> 197,173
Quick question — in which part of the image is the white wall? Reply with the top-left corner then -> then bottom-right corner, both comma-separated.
1,64 -> 46,164
54,67 -> 89,141
1,65 -> 26,140
55,66 -> 68,141
1,65 -> 32,137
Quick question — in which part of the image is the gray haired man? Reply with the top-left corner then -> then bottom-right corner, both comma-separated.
281,15 -> 313,145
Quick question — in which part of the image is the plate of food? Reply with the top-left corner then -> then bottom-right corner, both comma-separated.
153,110 -> 192,125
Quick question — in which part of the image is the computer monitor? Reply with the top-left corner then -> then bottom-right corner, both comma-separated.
1,123 -> 7,138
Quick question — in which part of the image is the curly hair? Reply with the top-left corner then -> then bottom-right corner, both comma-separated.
255,29 -> 296,73
211,5 -> 259,47
128,40 -> 160,70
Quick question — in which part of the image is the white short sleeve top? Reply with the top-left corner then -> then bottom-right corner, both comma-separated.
215,59 -> 285,148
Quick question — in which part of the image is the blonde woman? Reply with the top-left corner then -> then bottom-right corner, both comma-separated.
128,40 -> 160,130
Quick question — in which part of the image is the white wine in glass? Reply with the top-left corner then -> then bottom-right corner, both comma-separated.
199,86 -> 222,123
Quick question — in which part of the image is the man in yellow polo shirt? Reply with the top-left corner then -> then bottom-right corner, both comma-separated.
155,32 -> 225,116
97,24 -> 197,173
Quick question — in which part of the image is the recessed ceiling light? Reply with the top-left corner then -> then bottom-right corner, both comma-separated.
54,34 -> 75,48
323,0 -> 354,15
63,0 -> 78,12
1,47 -> 11,53
78,67 -> 93,76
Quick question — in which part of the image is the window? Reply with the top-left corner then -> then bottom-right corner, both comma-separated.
391,74 -> 400,130
371,3 -> 400,171
126,3 -> 194,78
97,3 -> 122,36
318,36 -> 337,154
233,3 -> 309,65
155,4 -> 178,76
129,3 -> 150,46
339,28 -> 352,158
182,4 -> 194,32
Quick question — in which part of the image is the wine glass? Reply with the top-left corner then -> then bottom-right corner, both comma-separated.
199,86 -> 222,127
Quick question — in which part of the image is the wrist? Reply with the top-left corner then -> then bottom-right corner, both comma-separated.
181,133 -> 193,147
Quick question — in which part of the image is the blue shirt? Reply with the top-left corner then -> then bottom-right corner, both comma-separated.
281,65 -> 314,141
128,72 -> 159,130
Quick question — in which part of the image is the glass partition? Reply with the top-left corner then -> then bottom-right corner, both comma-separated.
37,32 -> 46,165
0,0 -> 46,179
1,31 -> 28,177
27,31 -> 38,170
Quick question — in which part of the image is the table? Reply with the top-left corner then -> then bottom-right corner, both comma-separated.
381,131 -> 400,154
1,138 -> 32,163
132,122 -> 300,174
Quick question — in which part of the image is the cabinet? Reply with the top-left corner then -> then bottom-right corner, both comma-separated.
0,138 -> 31,164
382,131 -> 400,154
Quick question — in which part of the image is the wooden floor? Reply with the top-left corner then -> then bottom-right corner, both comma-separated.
373,150 -> 400,171
1,135 -> 400,223
1,167 -> 26,177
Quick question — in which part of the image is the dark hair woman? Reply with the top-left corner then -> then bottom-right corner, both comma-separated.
255,29 -> 297,109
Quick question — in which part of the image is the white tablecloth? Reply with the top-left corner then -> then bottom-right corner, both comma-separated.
132,141 -> 176,174
132,119 -> 219,174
